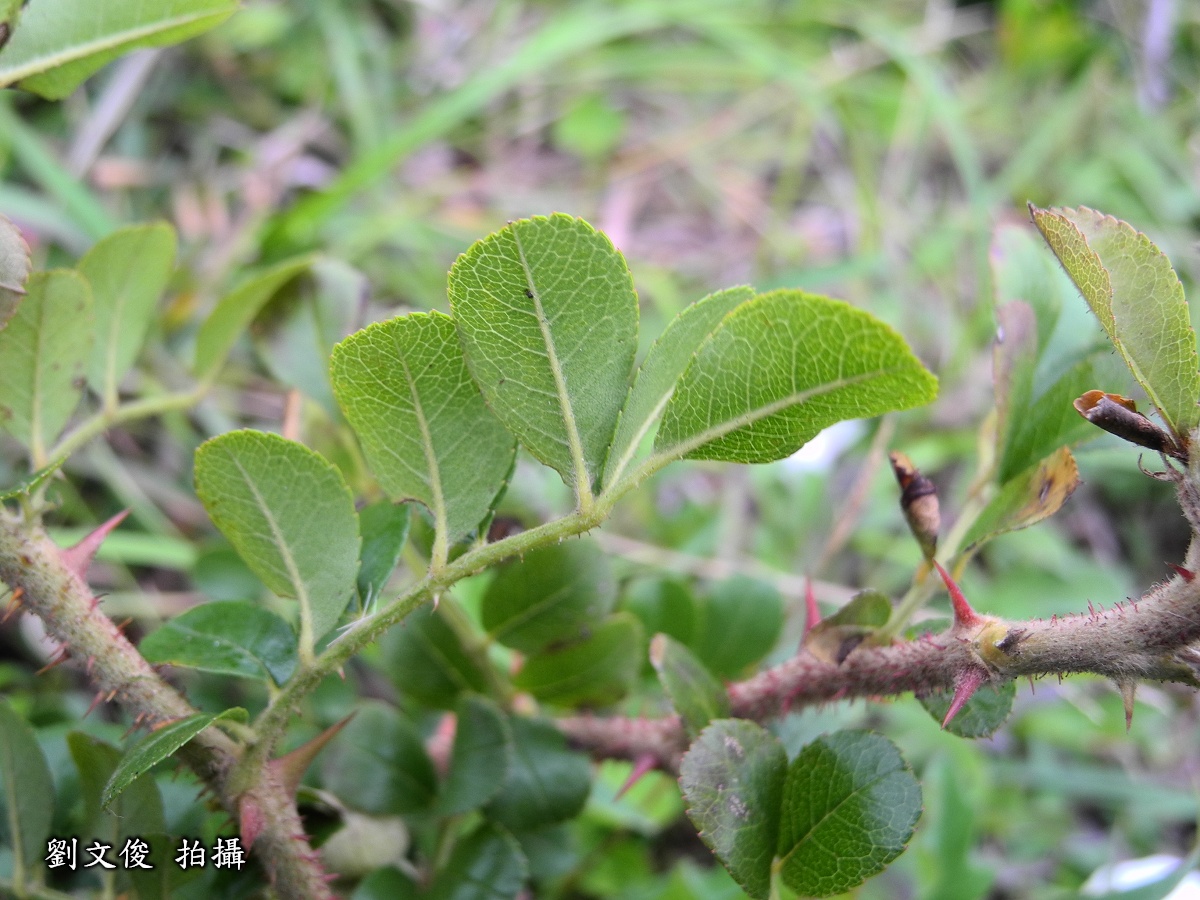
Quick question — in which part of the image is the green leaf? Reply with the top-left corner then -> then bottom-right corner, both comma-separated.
448,214 -> 638,495
68,731 -> 165,844
0,458 -> 64,500
385,603 -> 492,708
253,257 -> 362,413
138,600 -> 299,685
650,633 -> 730,739
78,222 -> 176,402
194,430 -> 361,646
679,719 -> 787,900
482,539 -> 616,654
513,612 -> 644,707
919,681 -> 1016,739
357,501 -> 411,606
776,730 -> 921,897
102,711 -> 231,808
0,213 -> 30,329
484,716 -> 591,831
436,695 -> 513,816
1030,206 -> 1200,440
0,698 -> 54,875
621,578 -> 698,648
0,269 -> 93,458
352,867 -> 421,900
655,289 -> 938,464
192,256 -> 312,381
962,446 -> 1079,552
0,0 -> 237,99
803,589 -> 891,666
603,286 -> 754,488
331,312 -> 516,552
691,576 -> 784,678
323,703 -> 437,815
428,822 -> 528,900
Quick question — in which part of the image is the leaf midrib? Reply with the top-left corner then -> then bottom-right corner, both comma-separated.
0,9 -> 231,85
779,765 -> 896,864
511,226 -> 591,501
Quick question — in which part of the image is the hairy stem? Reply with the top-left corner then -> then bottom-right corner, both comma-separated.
0,510 -> 332,900
559,532 -> 1200,769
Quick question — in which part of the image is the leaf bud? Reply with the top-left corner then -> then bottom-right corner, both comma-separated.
889,451 -> 940,560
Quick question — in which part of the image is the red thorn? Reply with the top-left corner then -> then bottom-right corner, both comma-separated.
59,510 -> 130,580
239,797 -> 265,851
35,648 -> 70,675
615,754 -> 657,800
114,617 -> 133,635
336,667 -> 345,681
1,586 -> 24,624
86,655 -> 95,675
942,668 -> 986,729
84,692 -> 106,718
802,576 -> 821,640
1169,563 -> 1195,582
933,560 -> 982,628
1027,676 -> 1035,695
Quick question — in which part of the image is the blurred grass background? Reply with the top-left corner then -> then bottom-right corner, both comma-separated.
6,0 -> 1200,897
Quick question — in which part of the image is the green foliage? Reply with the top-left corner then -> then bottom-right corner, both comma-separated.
138,600 -> 299,685
194,429 -> 361,648
435,695 -> 513,816
0,269 -> 92,459
650,633 -> 730,738
0,698 -> 54,875
484,716 -> 591,831
482,539 -> 616,654
427,823 -> 528,900
331,312 -> 516,553
679,719 -> 787,899
101,710 -> 237,808
1030,206 -> 1200,441
919,680 -> 1017,739
448,214 -> 638,496
604,285 -> 754,487
0,0 -> 237,98
775,731 -> 921,897
77,223 -> 176,405
513,611 -> 644,706
356,501 -> 411,608
193,256 -> 312,381
322,704 -> 437,815
656,289 -> 938,464
384,604 -> 493,708
0,213 -> 29,329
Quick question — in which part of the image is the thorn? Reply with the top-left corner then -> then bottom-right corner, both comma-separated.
1027,676 -> 1035,695
84,692 -> 105,718
1169,563 -> 1196,582
942,668 -> 987,729
933,560 -> 982,628
35,648 -> 70,675
86,655 -> 95,675
1,587 -> 24,624
122,713 -> 147,740
1117,679 -> 1136,731
269,714 -> 356,798
802,576 -> 821,640
239,796 -> 265,851
114,617 -> 133,635
59,510 -> 130,581
336,667 -> 345,681
615,754 -> 658,800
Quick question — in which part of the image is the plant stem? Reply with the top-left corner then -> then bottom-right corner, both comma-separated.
48,386 -> 206,462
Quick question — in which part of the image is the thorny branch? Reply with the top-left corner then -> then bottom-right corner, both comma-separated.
0,508 -> 335,900
557,455 -> 1200,772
